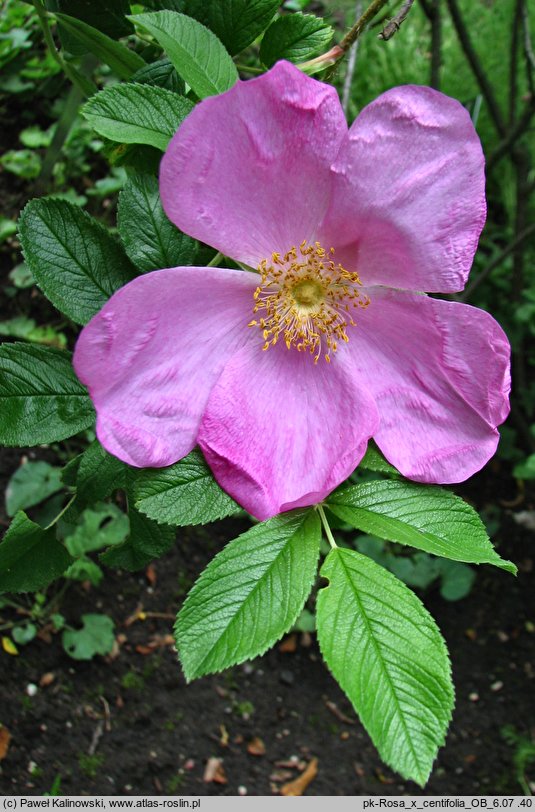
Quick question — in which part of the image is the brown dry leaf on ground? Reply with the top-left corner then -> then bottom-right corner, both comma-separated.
247,736 -> 266,756
39,672 -> 55,688
324,699 -> 356,725
280,757 -> 318,796
135,634 -> 175,655
279,634 -> 297,653
203,757 -> 227,784
0,725 -> 11,760
145,564 -> 157,586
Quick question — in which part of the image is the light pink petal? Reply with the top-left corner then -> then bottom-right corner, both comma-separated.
346,288 -> 510,482
198,341 -> 379,521
160,60 -> 347,268
73,267 -> 257,467
318,85 -> 486,293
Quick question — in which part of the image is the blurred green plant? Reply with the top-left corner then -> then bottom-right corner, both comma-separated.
502,726 -> 535,796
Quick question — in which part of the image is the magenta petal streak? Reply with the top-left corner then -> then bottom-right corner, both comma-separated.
160,61 -> 348,267
73,267 -> 257,467
345,289 -> 511,483
198,341 -> 379,521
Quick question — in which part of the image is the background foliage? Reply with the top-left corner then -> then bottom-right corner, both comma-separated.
0,0 -> 533,793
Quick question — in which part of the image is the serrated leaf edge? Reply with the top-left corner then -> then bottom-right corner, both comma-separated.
326,482 -> 516,574
317,547 -> 454,787
175,510 -> 320,681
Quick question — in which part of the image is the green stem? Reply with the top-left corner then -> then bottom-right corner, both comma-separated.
207,251 -> 223,267
38,81 -> 83,187
323,0 -> 391,80
340,0 -> 391,52
317,505 -> 338,550
45,581 -> 70,615
0,597 -> 25,611
45,494 -> 77,530
30,0 -> 95,97
235,64 -> 265,75
0,618 -> 31,633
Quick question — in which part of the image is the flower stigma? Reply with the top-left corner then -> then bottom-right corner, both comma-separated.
249,240 -> 369,363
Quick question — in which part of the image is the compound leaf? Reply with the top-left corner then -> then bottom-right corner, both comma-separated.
176,509 -> 321,680
184,0 -> 280,55
0,512 -> 72,593
129,11 -> 238,98
260,13 -> 333,67
54,12 -> 145,78
317,547 -> 454,786
0,343 -> 94,446
326,480 -> 516,573
118,173 -> 198,272
134,448 -> 241,526
83,83 -> 194,151
19,198 -> 135,325
100,507 -> 175,571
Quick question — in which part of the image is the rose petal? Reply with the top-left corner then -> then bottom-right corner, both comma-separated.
198,340 -> 379,521
319,85 -> 486,293
160,60 -> 347,267
345,288 -> 510,482
73,267 -> 257,467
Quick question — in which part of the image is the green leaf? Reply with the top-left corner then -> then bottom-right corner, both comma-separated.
8,263 -> 34,288
20,125 -> 54,148
0,343 -> 95,446
118,173 -> 198,272
83,83 -> 194,152
513,453 -> 535,480
176,509 -> 321,680
64,503 -> 130,557
0,512 -> 72,593
317,547 -> 454,786
326,480 -> 516,574
12,622 -> 37,645
61,454 -> 83,488
129,11 -> 238,98
75,440 -> 130,504
259,13 -> 334,68
100,507 -> 175,571
359,442 -> 398,476
0,149 -> 41,179
131,57 -> 185,93
65,557 -> 103,586
0,217 -> 18,245
134,448 -> 241,526
54,13 -> 145,79
62,613 -> 115,660
47,0 -> 133,47
184,0 -> 280,55
5,461 -> 64,517
438,560 -> 476,601
19,198 -> 135,325
0,316 -> 67,349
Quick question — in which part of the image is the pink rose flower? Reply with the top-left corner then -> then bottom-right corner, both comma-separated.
74,61 -> 510,521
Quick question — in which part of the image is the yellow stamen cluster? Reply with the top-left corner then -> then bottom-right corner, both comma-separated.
249,240 -> 369,363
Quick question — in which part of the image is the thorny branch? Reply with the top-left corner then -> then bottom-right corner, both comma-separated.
339,0 -> 391,53
487,98 -> 535,171
509,0 -> 523,125
378,0 -> 415,40
460,224 -> 535,303
445,0 -> 507,137
342,0 -> 364,115
419,0 -> 442,88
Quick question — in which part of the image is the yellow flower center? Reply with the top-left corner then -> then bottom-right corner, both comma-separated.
249,240 -> 369,363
